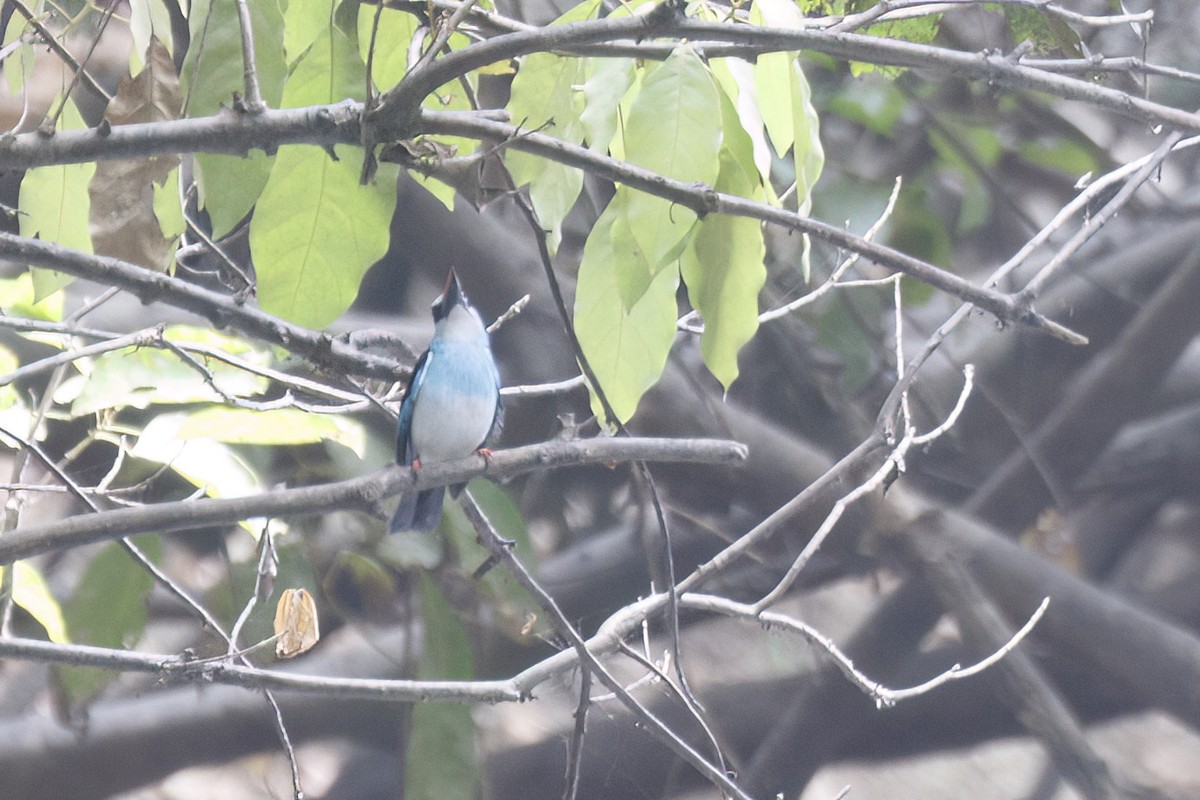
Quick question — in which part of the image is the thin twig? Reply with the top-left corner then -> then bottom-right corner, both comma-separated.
459,490 -> 754,800
408,0 -> 482,77
233,0 -> 265,113
751,364 -> 974,612
6,0 -> 112,102
680,593 -> 1050,707
0,325 -> 165,387
562,666 -> 590,800
758,176 -> 903,324
1018,130 -> 1184,302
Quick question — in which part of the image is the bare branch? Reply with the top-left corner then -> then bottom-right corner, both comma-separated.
0,436 -> 747,564
233,0 -> 266,113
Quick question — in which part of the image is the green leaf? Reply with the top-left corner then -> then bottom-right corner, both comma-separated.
749,48 -> 822,279
441,480 -> 541,641
322,551 -> 397,623
506,52 -> 586,252
748,1 -> 823,209
129,0 -> 176,69
184,0 -> 287,238
153,167 -> 186,241
580,56 -> 635,154
2,7 -> 35,96
284,0 -> 335,64
250,26 -> 396,328
681,94 -> 766,390
850,13 -> 942,76
406,575 -> 478,800
12,561 -> 68,643
0,343 -> 22,410
1000,6 -> 1082,57
1018,135 -> 1099,178
357,5 -> 419,89
500,0 -> 600,249
19,97 -> 93,301
280,20 -> 365,109
0,272 -> 63,323
63,326 -> 270,416
251,144 -> 397,328
616,45 -> 721,308
132,414 -> 261,498
753,54 -> 796,159
575,208 -> 680,424
828,78 -> 907,136
790,62 -> 825,211
174,406 -> 368,457
709,58 -> 774,197
56,538 -> 159,707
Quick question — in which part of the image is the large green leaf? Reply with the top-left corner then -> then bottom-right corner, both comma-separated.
0,273 -> 63,322
503,0 -> 599,250
128,0 -> 177,70
406,575 -> 478,800
173,406 -> 367,457
18,98 -> 93,301
615,46 -> 721,308
183,0 -> 287,238
2,5 -> 36,97
506,52 -> 586,252
284,0 -> 335,64
441,480 -> 541,641
575,208 -> 680,424
357,5 -> 419,90
56,538 -> 159,707
580,55 -> 635,154
709,57 -> 774,197
1001,6 -> 1082,57
250,26 -> 397,329
133,414 -> 261,499
681,88 -> 766,390
62,326 -> 270,416
11,561 -> 68,643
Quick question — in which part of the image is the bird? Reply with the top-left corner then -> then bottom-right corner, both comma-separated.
389,269 -> 502,533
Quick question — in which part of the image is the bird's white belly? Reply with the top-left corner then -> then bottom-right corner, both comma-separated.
410,390 -> 494,463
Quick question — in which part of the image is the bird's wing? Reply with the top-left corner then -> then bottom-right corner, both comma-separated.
396,348 -> 432,465
486,378 -> 504,446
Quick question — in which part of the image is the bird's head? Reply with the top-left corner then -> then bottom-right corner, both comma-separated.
432,268 -> 486,340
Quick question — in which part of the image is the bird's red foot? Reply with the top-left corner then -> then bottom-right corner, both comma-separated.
412,458 -> 423,470
475,448 -> 494,462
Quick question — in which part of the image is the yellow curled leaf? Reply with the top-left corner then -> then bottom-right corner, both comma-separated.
274,587 -> 319,659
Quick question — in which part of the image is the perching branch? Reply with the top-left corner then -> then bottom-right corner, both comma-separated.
0,436 -> 747,565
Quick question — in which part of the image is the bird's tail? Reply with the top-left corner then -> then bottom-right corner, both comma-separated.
388,486 -> 446,533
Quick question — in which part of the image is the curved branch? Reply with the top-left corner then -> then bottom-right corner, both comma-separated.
0,231 -> 398,379
367,5 -> 1200,141
373,0 -> 689,136
0,436 -> 747,564
0,636 -> 520,703
419,110 -> 1086,344
0,102 -> 362,169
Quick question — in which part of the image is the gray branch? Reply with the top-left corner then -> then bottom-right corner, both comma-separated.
0,436 -> 747,565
